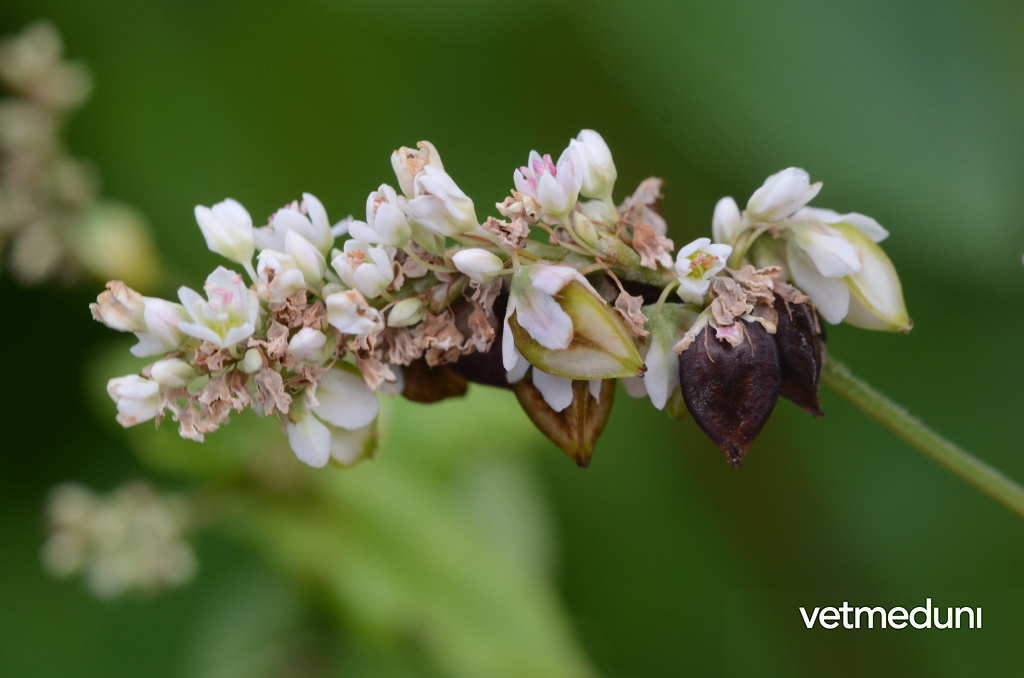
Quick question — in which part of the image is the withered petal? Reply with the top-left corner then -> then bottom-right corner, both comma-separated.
678,321 -> 780,466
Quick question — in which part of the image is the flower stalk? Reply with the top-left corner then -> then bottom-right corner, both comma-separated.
823,357 -> 1024,520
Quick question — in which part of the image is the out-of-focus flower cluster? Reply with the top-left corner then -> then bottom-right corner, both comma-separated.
41,481 -> 196,598
93,128 -> 911,468
0,22 -> 158,287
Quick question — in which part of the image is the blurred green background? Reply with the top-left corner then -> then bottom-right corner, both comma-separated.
1,1 -> 1022,676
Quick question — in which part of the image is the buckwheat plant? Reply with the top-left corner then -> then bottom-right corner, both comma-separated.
92,130 -> 1024,516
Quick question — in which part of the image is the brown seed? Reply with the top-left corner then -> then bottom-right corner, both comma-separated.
400,359 -> 468,403
678,321 -> 780,466
773,297 -> 824,418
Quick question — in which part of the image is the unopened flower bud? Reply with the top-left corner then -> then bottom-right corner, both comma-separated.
288,327 -> 328,362
569,129 -> 617,202
149,358 -> 196,388
452,248 -> 504,284
387,298 -> 424,327
239,348 -> 264,373
91,280 -> 146,332
106,375 -> 161,427
284,228 -> 326,285
194,198 -> 255,266
712,196 -> 744,246
747,167 -> 822,222
569,212 -> 600,249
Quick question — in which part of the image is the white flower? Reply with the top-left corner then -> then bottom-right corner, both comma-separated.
325,288 -> 385,335
406,165 -> 479,236
350,184 -> 411,246
785,220 -> 910,331
674,238 -> 732,305
177,266 -> 260,348
386,298 -> 424,328
452,248 -> 504,283
253,193 -> 333,255
194,198 -> 255,267
391,140 -> 444,198
130,297 -> 190,357
106,375 -> 160,427
256,249 -> 306,303
513,148 -> 582,219
287,327 -> 328,362
569,129 -> 617,202
331,239 -> 394,299
285,367 -> 378,468
746,167 -> 822,222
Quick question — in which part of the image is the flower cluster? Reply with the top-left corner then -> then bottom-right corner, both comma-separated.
0,22 -> 159,287
93,129 -> 911,467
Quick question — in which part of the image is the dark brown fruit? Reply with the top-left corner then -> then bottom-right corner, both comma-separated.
678,321 -> 780,466
773,297 -> 824,418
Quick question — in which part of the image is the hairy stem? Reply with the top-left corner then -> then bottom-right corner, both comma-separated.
823,357 -> 1024,520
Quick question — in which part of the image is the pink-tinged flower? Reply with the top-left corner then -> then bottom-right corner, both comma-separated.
253,193 -> 334,255
331,239 -> 394,299
177,266 -> 260,348
674,238 -> 732,304
513,147 -> 583,219
106,375 -> 160,427
194,198 -> 255,267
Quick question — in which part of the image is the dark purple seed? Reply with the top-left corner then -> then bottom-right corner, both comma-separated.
773,297 -> 824,418
678,321 -> 780,466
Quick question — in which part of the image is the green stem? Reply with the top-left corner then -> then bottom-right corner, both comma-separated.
823,357 -> 1024,520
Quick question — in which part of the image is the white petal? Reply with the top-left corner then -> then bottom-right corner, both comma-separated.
514,292 -> 574,350
794,225 -> 862,278
313,367 -> 378,430
328,423 -> 375,467
287,416 -> 331,468
712,196 -> 743,244
644,333 -> 680,411
532,369 -> 574,412
787,243 -> 850,324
